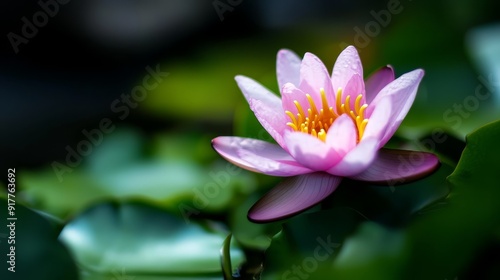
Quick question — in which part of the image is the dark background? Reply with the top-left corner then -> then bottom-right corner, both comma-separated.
2,0 -> 499,171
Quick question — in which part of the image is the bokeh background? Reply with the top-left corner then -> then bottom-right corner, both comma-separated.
1,0 -> 500,279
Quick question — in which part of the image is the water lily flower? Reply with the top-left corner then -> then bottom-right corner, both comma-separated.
212,46 -> 439,223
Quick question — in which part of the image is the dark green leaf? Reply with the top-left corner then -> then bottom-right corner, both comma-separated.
0,198 -> 78,280
220,234 -> 234,280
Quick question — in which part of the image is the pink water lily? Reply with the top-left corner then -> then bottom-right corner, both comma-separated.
212,46 -> 439,222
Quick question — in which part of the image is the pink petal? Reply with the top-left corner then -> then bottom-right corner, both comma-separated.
326,114 -> 357,158
235,75 -> 288,147
236,75 -> 281,106
298,52 -> 335,107
284,131 -> 339,171
349,149 -> 440,185
342,73 -> 366,109
248,173 -> 342,222
212,137 -> 312,176
365,66 -> 395,104
331,46 -> 364,93
281,83 -> 310,116
368,69 -> 424,146
248,98 -> 288,148
277,49 -> 302,91
326,137 -> 379,177
362,96 -> 392,146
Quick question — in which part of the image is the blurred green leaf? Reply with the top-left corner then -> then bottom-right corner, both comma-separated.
321,162 -> 452,227
86,128 -> 144,174
261,208 -> 364,279
233,102 -> 276,144
80,269 -> 221,280
229,195 -> 281,250
220,234 -> 234,280
330,222 -> 408,280
20,128 -> 256,219
80,273 -> 223,280
417,131 -> 466,166
142,40 -> 277,123
151,131 -> 217,164
140,31 -> 339,124
59,202 -> 245,278
312,119 -> 500,280
402,119 -> 500,279
259,145 -> 455,279
0,198 -> 79,280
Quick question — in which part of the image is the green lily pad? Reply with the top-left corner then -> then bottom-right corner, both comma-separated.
301,119 -> 500,280
261,208 -> 365,279
402,119 -> 500,279
330,222 -> 408,280
258,145 -> 456,279
229,195 -> 282,250
320,161 -> 452,227
80,270 -> 223,280
0,198 -> 78,280
19,128 -> 256,219
59,202 -> 245,278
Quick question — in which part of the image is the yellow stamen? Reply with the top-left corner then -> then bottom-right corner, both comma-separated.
306,94 -> 318,116
285,89 -> 369,142
344,95 -> 351,113
355,94 -> 363,114
349,110 -> 357,120
286,111 -> 297,126
318,129 -> 327,142
358,119 -> 368,140
294,100 -> 306,119
335,89 -> 343,114
287,122 -> 298,131
359,104 -> 368,118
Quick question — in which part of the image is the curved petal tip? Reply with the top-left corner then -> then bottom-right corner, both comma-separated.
248,173 -> 341,223
350,148 -> 440,185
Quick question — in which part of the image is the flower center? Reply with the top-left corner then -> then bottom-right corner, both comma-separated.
285,88 -> 368,142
